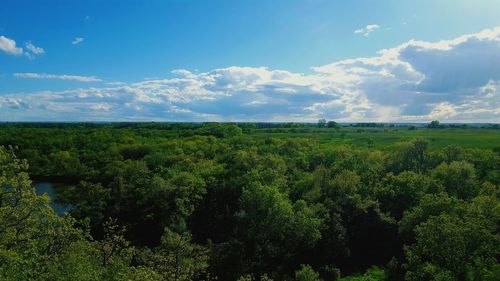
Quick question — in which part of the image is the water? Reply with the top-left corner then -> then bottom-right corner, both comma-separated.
34,182 -> 71,215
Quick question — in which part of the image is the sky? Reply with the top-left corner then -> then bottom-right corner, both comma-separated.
1,0 -> 499,122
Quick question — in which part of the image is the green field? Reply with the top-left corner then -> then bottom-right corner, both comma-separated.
252,127 -> 500,150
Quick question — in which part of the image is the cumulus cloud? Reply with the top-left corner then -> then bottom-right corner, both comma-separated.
72,37 -> 84,45
0,35 -> 45,58
354,24 -> 380,36
14,73 -> 102,82
25,41 -> 45,55
1,27 -> 500,122
0,35 -> 23,55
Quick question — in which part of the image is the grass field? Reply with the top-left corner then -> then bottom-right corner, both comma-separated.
252,127 -> 500,150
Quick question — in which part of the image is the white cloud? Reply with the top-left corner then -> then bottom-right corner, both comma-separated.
0,35 -> 23,55
25,41 -> 45,55
72,37 -> 84,45
2,27 -> 500,122
0,97 -> 31,109
89,103 -> 113,111
0,36 -> 45,58
14,73 -> 102,82
354,24 -> 380,36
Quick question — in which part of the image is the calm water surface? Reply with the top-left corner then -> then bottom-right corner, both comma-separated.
34,182 -> 71,215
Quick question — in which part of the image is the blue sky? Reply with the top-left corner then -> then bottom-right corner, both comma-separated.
1,0 -> 499,122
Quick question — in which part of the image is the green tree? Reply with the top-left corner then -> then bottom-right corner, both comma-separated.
399,193 -> 464,240
295,264 -> 323,281
136,228 -> 209,281
391,139 -> 429,173
235,182 -> 322,276
49,150 -> 82,176
432,161 -> 479,200
238,274 -> 274,281
439,145 -> 467,163
318,119 -> 327,128
339,266 -> 386,281
58,181 -> 111,227
404,214 -> 498,281
97,218 -> 132,268
0,146 -> 92,280
375,172 -> 441,220
428,120 -> 441,128
327,121 -> 340,129
44,240 -> 103,281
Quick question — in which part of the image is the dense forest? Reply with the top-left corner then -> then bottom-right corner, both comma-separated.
0,122 -> 499,280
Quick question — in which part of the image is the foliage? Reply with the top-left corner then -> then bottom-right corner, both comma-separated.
339,266 -> 386,281
428,120 -> 441,128
0,122 -> 498,280
295,264 -> 323,281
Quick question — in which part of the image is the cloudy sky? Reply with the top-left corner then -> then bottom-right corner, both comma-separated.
1,0 -> 499,122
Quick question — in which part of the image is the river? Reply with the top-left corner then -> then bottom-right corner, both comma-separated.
34,182 -> 71,215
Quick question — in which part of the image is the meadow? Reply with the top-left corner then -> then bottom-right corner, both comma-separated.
254,126 -> 500,150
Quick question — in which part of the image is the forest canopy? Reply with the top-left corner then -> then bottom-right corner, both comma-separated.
0,123 -> 499,280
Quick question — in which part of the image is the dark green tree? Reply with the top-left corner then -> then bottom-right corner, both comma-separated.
428,120 -> 441,128
318,119 -> 327,128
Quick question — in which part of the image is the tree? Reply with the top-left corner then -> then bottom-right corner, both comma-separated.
97,218 -> 132,268
375,171 -> 441,220
432,161 -> 479,200
428,120 -> 441,128
327,121 -> 340,129
404,213 -> 498,281
49,150 -> 82,176
0,146 -> 92,280
439,145 -> 466,163
44,240 -> 104,281
367,138 -> 374,148
58,181 -> 111,227
339,266 -> 386,281
136,228 -> 209,281
391,139 -> 429,173
318,119 -> 327,128
295,264 -> 323,281
0,146 -> 49,248
400,187 -> 499,281
238,274 -> 274,281
399,193 -> 464,240
198,123 -> 243,138
234,182 -> 322,277
325,170 -> 361,204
